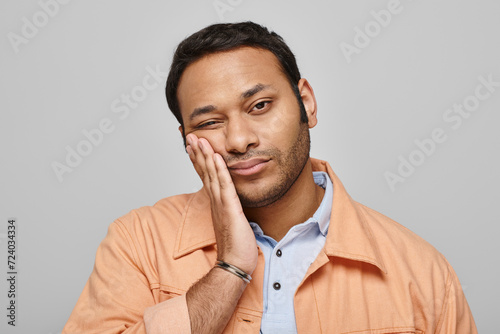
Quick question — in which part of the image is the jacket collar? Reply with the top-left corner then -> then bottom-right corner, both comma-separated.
311,159 -> 387,274
173,158 -> 387,274
173,188 -> 215,259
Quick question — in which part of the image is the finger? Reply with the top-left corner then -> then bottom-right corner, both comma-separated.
187,134 -> 209,182
213,153 -> 241,209
186,138 -> 202,175
186,144 -> 203,177
198,138 -> 221,199
187,134 -> 221,201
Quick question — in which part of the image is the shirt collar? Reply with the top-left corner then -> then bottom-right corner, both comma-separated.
172,158 -> 387,274
249,171 -> 332,239
312,171 -> 332,237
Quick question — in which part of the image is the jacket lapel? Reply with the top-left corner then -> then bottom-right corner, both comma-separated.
311,159 -> 387,274
173,188 -> 216,259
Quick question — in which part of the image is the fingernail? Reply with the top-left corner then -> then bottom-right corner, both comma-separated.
186,145 -> 192,155
186,135 -> 193,145
198,140 -> 204,151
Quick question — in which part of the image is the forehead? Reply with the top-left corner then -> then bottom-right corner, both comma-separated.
177,47 -> 289,117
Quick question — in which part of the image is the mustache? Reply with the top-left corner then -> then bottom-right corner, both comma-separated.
223,149 -> 281,164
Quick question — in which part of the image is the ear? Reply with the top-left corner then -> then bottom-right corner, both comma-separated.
178,125 -> 184,137
297,78 -> 318,128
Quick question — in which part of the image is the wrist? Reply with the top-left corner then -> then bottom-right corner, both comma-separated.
215,260 -> 252,284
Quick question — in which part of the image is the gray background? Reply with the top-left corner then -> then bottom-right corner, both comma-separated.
1,0 -> 498,333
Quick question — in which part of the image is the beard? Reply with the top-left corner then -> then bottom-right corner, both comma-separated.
224,122 -> 311,208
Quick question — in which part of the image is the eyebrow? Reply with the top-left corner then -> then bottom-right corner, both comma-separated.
241,84 -> 271,99
190,105 -> 216,121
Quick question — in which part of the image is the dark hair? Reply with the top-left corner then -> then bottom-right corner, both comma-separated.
165,21 -> 307,130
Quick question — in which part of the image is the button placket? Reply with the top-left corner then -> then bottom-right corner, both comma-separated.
272,248 -> 283,292
269,245 -> 283,312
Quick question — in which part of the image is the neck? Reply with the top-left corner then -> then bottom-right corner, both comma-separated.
243,159 -> 325,241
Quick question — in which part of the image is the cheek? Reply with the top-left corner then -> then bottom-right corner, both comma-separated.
257,108 -> 301,146
267,112 -> 289,135
198,131 -> 227,154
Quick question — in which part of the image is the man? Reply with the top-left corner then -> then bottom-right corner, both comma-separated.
63,22 -> 477,333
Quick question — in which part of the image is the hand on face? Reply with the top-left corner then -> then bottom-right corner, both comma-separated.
186,133 -> 258,275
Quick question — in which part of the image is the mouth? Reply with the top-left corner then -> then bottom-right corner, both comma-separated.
227,158 -> 270,176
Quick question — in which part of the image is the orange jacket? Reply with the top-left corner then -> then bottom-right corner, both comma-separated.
63,159 -> 477,333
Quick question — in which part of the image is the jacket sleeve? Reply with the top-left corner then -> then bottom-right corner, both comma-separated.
435,262 -> 477,334
62,221 -> 191,334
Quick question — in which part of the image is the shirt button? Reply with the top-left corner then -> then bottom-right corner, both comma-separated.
273,282 -> 281,290
276,249 -> 282,257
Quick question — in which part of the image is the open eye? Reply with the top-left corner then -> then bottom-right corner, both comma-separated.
251,101 -> 271,113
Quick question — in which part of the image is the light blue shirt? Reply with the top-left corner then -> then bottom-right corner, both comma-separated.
249,171 -> 333,334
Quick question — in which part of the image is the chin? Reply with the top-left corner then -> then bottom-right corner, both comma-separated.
238,195 -> 279,208
236,183 -> 287,208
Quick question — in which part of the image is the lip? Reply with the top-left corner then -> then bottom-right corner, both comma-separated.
227,158 -> 270,176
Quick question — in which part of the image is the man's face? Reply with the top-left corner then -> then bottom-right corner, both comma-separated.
177,47 -> 317,207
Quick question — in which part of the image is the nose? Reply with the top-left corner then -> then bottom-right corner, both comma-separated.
224,116 -> 259,154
